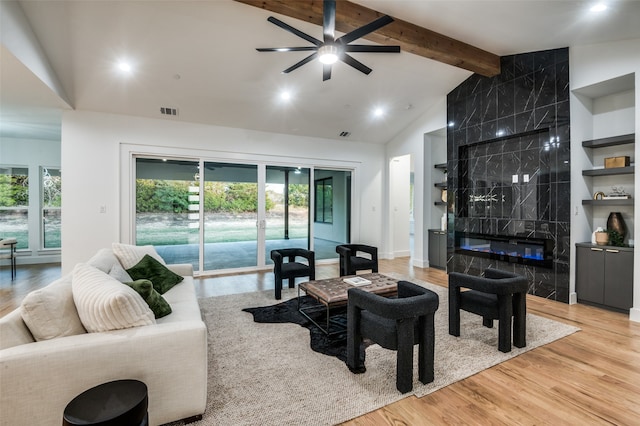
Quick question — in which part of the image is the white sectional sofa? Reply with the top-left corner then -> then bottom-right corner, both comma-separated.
0,246 -> 208,426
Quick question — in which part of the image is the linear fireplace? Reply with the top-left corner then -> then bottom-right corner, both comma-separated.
455,232 -> 554,268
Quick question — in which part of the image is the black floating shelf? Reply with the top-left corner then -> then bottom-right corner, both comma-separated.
434,163 -> 447,169
582,133 -> 635,148
434,201 -> 447,206
582,166 -> 635,176
582,199 -> 634,206
434,182 -> 447,188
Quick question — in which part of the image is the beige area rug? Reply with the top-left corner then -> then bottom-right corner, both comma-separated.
175,274 -> 579,426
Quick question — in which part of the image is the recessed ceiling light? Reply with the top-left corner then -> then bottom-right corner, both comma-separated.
280,91 -> 292,101
590,3 -> 607,12
373,107 -> 385,118
117,61 -> 133,74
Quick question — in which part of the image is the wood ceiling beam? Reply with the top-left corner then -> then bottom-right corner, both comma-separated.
234,0 -> 500,77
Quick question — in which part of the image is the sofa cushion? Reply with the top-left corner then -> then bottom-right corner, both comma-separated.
87,248 -> 121,274
112,243 -> 166,269
72,263 -> 155,332
125,279 -> 172,318
20,276 -> 87,341
127,255 -> 184,294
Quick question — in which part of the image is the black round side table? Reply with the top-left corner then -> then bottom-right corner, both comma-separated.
63,379 -> 148,426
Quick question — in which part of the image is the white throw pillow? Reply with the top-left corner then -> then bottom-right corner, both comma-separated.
109,262 -> 133,283
112,243 -> 166,270
72,263 -> 155,332
21,277 -> 87,341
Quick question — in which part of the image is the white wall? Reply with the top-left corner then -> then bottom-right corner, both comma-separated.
389,154 -> 411,258
384,98 -> 449,267
0,137 -> 61,264
570,38 -> 640,322
60,110 -> 385,274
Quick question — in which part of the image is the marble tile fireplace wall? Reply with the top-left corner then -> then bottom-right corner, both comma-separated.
446,47 -> 571,302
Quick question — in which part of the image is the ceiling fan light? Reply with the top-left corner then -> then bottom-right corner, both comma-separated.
318,45 -> 339,64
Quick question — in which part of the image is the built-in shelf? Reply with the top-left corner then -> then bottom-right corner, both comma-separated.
434,182 -> 447,189
582,199 -> 634,206
582,133 -> 635,148
582,166 -> 635,176
434,163 -> 447,169
434,201 -> 447,206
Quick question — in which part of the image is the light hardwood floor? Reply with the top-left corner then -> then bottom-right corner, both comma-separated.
2,259 -> 639,425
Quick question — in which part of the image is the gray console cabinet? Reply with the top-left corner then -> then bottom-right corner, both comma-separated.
428,229 -> 447,270
576,243 -> 634,312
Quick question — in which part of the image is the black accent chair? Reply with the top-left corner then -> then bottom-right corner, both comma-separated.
336,244 -> 378,276
346,280 -> 439,393
270,248 -> 315,300
448,268 -> 528,353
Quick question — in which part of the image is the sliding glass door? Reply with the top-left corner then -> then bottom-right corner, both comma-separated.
265,166 -> 310,265
313,169 -> 351,260
202,162 -> 258,270
135,158 -> 201,268
134,157 -> 353,273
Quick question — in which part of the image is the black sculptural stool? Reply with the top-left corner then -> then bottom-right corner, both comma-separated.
63,379 -> 148,426
270,248 -> 315,300
448,268 -> 528,353
347,280 -> 439,393
336,244 -> 378,276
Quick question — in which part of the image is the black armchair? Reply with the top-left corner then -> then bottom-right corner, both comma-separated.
336,244 -> 378,276
270,248 -> 315,300
347,280 -> 439,393
448,268 -> 528,353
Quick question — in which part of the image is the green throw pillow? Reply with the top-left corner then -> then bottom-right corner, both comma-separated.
124,279 -> 172,319
126,254 -> 184,294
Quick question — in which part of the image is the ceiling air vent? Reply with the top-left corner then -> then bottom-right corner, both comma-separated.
339,131 -> 351,137
160,107 -> 178,116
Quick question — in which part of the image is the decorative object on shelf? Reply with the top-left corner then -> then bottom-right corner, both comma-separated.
441,212 -> 447,231
593,191 -> 605,200
604,156 -> 630,168
608,230 -> 625,247
595,229 -> 610,246
604,186 -> 631,200
441,189 -> 447,202
607,212 -> 627,240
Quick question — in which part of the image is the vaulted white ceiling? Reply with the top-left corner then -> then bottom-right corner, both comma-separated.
2,0 -> 640,144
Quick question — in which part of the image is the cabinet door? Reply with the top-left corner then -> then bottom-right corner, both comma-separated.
576,246 -> 605,304
604,249 -> 634,310
428,230 -> 440,268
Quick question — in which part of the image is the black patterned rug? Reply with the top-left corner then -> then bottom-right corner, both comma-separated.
243,296 -> 369,363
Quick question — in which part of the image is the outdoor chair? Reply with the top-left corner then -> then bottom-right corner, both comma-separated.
347,280 -> 439,393
448,268 -> 528,353
270,248 -> 315,300
336,244 -> 378,276
0,238 -> 17,280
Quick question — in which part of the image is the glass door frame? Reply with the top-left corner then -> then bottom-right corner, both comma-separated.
124,147 -> 358,276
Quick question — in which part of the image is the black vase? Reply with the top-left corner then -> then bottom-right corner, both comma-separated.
607,212 -> 627,239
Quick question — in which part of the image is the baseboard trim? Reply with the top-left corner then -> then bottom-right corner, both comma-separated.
630,307 -> 640,323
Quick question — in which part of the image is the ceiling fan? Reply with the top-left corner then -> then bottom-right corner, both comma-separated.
256,0 -> 400,81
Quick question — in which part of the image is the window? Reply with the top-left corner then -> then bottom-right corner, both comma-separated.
314,177 -> 332,223
42,167 -> 62,249
0,166 -> 29,249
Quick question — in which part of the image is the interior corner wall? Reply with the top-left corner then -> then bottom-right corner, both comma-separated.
60,110 -> 386,274
569,37 -> 640,321
384,98 -> 450,266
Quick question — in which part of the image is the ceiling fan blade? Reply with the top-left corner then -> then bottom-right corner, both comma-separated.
340,53 -> 372,75
344,45 -> 401,53
322,64 -> 332,81
282,52 -> 318,74
337,15 -> 394,45
257,47 -> 318,52
323,0 -> 336,43
267,16 -> 323,46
